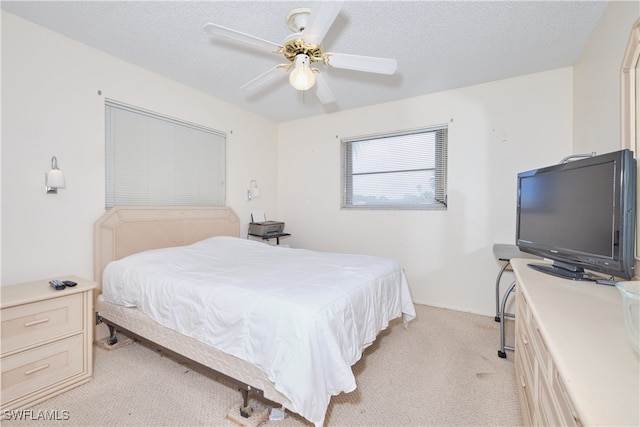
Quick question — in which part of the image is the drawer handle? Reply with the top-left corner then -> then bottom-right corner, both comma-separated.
520,374 -> 526,388
24,364 -> 50,375
24,318 -> 50,327
522,334 -> 529,345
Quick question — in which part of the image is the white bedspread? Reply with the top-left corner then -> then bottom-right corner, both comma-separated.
102,236 -> 415,426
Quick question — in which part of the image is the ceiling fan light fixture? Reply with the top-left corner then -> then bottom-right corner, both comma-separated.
289,54 -> 316,91
203,0 -> 395,105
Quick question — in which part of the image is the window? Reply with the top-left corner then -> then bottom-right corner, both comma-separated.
105,101 -> 226,209
342,126 -> 448,210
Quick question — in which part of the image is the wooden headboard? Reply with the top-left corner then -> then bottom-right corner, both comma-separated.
93,206 -> 240,288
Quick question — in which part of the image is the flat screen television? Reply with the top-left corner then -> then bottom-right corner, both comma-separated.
516,149 -> 637,281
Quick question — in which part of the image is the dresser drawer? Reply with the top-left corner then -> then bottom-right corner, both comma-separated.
550,365 -> 581,426
516,292 -> 531,324
1,334 -> 84,405
529,312 -> 550,379
1,294 -> 83,354
538,368 -> 564,427
515,337 -> 535,426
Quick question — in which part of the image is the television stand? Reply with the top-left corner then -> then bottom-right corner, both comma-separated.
511,258 -> 638,426
527,262 -> 602,281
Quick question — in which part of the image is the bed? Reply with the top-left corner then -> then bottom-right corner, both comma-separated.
94,206 -> 416,426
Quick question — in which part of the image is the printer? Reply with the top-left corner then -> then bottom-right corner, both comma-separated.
249,221 -> 285,237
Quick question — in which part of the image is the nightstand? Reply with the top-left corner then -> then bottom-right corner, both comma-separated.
1,276 -> 97,413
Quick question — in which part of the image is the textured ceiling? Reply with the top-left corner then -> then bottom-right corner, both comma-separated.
2,1 -> 608,123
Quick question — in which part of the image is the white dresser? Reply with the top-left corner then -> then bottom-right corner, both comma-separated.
512,259 -> 639,426
1,277 -> 96,413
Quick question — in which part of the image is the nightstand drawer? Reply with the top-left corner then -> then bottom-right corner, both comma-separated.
1,294 -> 83,354
1,334 -> 84,405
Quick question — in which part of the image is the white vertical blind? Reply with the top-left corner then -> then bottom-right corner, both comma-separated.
105,101 -> 226,209
342,126 -> 448,209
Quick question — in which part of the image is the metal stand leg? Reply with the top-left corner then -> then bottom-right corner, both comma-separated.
495,261 -> 510,322
498,280 -> 516,358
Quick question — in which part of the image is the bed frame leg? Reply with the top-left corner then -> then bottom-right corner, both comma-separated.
239,387 -> 253,418
95,314 -> 119,346
107,324 -> 118,346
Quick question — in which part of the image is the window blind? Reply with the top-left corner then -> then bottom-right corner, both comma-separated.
105,101 -> 226,209
342,126 -> 448,209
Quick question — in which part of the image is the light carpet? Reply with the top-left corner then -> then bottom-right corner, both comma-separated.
3,304 -> 522,426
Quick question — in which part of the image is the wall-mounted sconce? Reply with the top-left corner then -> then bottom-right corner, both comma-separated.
45,156 -> 65,194
247,179 -> 261,201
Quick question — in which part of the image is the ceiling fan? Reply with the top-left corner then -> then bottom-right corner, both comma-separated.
203,0 -> 397,104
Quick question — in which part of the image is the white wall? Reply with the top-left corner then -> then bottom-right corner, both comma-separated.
573,0 -> 640,154
3,3 -> 636,316
277,69 -> 573,315
573,1 -> 640,279
1,12 -> 279,285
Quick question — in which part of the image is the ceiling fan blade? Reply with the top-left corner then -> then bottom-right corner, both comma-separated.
240,65 -> 287,91
203,23 -> 282,53
314,73 -> 335,104
302,0 -> 343,45
325,52 -> 398,75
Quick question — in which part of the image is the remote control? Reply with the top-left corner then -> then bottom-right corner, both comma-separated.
49,279 -> 66,290
63,280 -> 77,287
